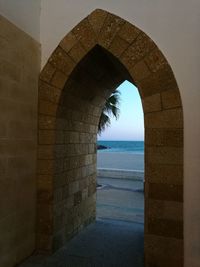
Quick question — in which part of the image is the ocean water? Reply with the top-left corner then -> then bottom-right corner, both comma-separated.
97,140 -> 144,154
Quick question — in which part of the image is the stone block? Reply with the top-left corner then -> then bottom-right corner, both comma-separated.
161,88 -> 182,109
121,33 -> 156,69
37,159 -> 54,175
72,18 -> 96,50
36,233 -> 53,252
137,65 -> 177,98
88,9 -> 108,35
40,62 -> 55,83
98,13 -> 125,48
39,115 -> 56,130
145,147 -> 183,165
59,32 -> 77,53
145,234 -> 183,267
148,199 -> 183,221
69,181 -> 79,195
49,46 -> 75,75
108,35 -> 129,58
54,144 -> 65,158
145,108 -> 183,129
69,132 -> 80,143
39,100 -> 57,116
39,80 -> 61,104
129,60 -> 151,82
147,217 -> 183,239
117,21 -> 140,44
68,42 -> 87,63
51,70 -> 68,89
146,146 -> 183,165
74,191 -> 82,206
38,145 -> 54,160
146,128 -> 183,147
146,163 -> 183,185
142,93 -> 162,113
38,174 -> 53,192
145,48 -> 168,72
148,183 -> 183,202
39,130 -> 56,144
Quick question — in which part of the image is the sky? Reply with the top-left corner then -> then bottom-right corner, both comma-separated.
98,80 -> 144,141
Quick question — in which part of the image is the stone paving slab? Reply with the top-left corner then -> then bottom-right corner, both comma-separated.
19,177 -> 144,267
19,219 -> 144,267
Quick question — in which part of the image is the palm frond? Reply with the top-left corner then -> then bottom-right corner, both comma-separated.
98,89 -> 121,134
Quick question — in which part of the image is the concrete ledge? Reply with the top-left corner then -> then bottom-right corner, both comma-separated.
97,168 -> 144,181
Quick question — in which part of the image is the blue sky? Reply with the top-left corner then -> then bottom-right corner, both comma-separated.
98,80 -> 144,141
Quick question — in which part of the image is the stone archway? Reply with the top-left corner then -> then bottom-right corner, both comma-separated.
37,9 -> 183,266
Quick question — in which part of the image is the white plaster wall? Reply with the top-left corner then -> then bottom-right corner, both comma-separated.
40,1 -> 200,266
0,0 -> 41,40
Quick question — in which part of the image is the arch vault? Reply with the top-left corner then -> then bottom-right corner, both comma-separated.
37,9 -> 183,266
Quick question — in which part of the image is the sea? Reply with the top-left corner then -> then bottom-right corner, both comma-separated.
97,140 -> 144,154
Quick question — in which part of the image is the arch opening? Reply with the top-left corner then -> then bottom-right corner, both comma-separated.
38,9 -> 183,266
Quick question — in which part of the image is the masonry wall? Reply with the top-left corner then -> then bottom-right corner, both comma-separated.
40,3 -> 200,266
0,15 -> 40,267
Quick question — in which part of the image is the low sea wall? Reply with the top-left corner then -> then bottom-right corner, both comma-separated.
97,168 -> 144,181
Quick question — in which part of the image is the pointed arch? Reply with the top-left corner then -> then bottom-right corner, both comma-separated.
38,9 -> 183,266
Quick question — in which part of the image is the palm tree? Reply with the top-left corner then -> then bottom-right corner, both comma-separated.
98,89 -> 121,134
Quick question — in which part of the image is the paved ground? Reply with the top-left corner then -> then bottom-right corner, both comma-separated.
19,178 -> 144,267
97,177 -> 144,224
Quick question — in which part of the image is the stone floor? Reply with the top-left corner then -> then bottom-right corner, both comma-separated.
19,178 -> 144,267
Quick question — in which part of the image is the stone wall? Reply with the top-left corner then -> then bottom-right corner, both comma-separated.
0,15 -> 40,267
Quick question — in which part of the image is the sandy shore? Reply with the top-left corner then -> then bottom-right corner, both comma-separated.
97,152 -> 144,171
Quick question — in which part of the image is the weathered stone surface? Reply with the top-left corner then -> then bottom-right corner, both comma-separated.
39,115 -> 56,130
68,42 -> 87,63
39,130 -> 56,145
72,18 -> 96,50
146,163 -> 183,185
145,108 -> 183,129
38,100 -> 58,116
59,32 -> 77,53
146,128 -> 183,147
98,13 -> 125,48
117,21 -> 140,44
137,65 -> 177,98
38,145 -> 54,160
148,183 -> 183,202
88,9 -> 108,35
121,33 -> 156,69
145,48 -> 168,72
40,62 -> 55,83
49,46 -> 75,75
39,80 -> 61,104
51,70 -> 68,89
38,159 -> 54,175
146,146 -> 183,165
161,88 -> 182,109
145,234 -> 183,267
148,199 -> 183,221
129,60 -> 151,82
147,218 -> 183,239
142,93 -> 162,113
108,35 -> 129,58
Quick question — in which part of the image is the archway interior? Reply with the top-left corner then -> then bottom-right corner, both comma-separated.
53,45 -> 136,249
